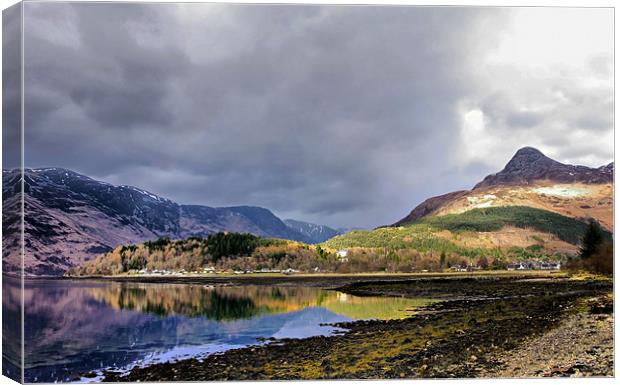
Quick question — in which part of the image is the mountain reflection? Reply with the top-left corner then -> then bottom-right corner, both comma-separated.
89,284 -> 434,321
2,276 -> 22,383
116,286 -> 263,320
95,285 -> 321,320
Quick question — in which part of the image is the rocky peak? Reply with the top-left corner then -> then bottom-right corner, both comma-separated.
502,147 -> 556,172
598,162 -> 614,175
474,147 -> 613,189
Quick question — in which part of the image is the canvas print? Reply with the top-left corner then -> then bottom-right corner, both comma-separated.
1,1 -> 614,383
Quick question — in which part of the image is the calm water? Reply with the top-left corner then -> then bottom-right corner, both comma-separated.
4,278 -> 434,383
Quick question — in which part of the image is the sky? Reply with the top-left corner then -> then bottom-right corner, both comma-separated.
10,3 -> 614,228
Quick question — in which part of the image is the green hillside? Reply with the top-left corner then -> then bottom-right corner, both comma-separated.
324,206 -> 608,252
323,223 -> 468,253
420,206 -> 602,244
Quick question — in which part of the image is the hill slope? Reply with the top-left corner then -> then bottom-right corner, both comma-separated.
420,206 -> 605,244
325,206 -> 608,257
393,190 -> 469,226
72,233 -> 329,276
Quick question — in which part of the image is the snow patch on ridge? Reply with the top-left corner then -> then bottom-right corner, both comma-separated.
466,194 -> 497,209
533,185 -> 591,198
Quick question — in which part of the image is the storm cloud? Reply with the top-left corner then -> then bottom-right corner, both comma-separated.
20,3 -> 613,228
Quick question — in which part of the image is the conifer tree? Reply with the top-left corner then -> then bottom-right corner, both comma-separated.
579,219 -> 604,259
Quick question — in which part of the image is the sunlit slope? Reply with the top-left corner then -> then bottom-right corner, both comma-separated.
324,206 -> 610,255
432,183 -> 613,231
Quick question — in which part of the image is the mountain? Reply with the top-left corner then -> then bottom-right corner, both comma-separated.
2,168 -> 311,275
322,146 -> 613,258
393,147 -> 613,230
474,147 -> 613,189
223,206 -> 309,242
178,205 -> 306,241
283,219 -> 341,244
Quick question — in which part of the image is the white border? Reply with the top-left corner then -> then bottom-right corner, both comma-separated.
0,1 -> 616,385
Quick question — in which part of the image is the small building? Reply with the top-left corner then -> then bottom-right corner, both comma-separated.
541,262 -> 561,270
336,249 -> 349,262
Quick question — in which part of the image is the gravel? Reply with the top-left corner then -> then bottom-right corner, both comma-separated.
482,298 -> 613,378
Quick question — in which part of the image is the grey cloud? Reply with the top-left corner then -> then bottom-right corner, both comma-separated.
506,110 -> 544,129
468,65 -> 613,172
3,3 -> 22,169
25,3 -> 189,131
19,4 -> 613,228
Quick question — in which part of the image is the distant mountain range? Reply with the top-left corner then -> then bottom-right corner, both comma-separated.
283,219 -> 341,244
2,168 -> 339,275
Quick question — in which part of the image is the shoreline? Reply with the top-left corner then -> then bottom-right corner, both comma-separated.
481,310 -> 613,377
98,275 -> 612,381
54,270 -> 569,288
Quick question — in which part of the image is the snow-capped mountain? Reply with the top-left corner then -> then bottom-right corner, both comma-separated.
2,168 -> 315,275
283,219 -> 341,244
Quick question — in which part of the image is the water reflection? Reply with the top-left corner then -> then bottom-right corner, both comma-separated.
22,280 -> 433,382
90,284 -> 434,321
3,275 -> 22,383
